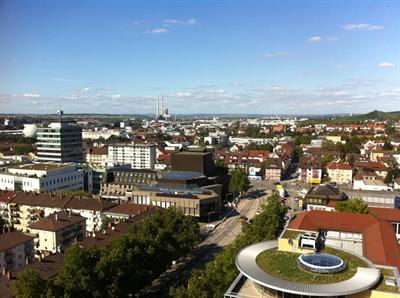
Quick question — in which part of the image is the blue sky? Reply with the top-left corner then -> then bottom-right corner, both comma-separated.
0,0 -> 399,114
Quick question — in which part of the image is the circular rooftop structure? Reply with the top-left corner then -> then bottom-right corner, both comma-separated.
236,240 -> 380,297
298,253 -> 346,274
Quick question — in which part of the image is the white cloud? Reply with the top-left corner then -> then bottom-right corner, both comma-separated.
146,28 -> 168,34
265,51 -> 289,58
112,94 -> 121,99
308,36 -> 322,43
163,18 -> 197,25
22,93 -> 41,98
378,62 -> 395,68
169,92 -> 191,97
308,36 -> 338,43
342,23 -> 383,31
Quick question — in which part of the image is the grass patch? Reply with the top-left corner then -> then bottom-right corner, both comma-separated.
256,247 -> 368,284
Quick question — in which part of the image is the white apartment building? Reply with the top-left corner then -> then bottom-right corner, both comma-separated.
0,163 -> 84,192
28,211 -> 86,255
108,143 -> 156,169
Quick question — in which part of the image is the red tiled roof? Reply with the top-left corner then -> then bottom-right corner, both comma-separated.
0,190 -> 18,203
327,162 -> 352,170
0,232 -> 35,252
288,210 -> 400,269
87,146 -> 108,155
105,204 -> 158,217
369,207 -> 400,222
248,150 -> 269,159
65,197 -> 116,212
28,211 -> 85,232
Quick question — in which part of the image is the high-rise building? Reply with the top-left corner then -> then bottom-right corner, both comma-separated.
36,120 -> 83,163
107,143 -> 156,169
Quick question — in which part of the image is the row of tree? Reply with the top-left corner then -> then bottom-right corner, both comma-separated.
172,194 -> 288,297
12,208 -> 200,298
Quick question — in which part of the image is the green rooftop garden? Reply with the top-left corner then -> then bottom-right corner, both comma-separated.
282,229 -> 305,239
256,246 -> 369,284
374,268 -> 398,293
375,277 -> 398,293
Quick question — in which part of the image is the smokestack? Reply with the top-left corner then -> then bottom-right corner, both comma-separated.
156,96 -> 159,116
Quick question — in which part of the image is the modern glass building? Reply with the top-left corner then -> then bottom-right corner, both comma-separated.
36,120 -> 83,163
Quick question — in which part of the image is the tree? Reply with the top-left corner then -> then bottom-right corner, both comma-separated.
383,140 -> 393,151
229,169 -> 250,198
11,267 -> 47,298
335,198 -> 370,214
242,195 -> 288,242
245,142 -> 273,152
54,244 -> 103,297
100,216 -> 114,230
384,167 -> 400,184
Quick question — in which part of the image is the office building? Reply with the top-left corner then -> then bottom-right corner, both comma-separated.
36,120 -> 83,163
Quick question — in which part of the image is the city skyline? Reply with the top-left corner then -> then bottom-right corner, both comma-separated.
0,0 -> 399,114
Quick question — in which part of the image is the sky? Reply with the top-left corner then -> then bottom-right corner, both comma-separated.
0,0 -> 399,115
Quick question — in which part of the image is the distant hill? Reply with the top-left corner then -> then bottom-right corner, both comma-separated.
359,110 -> 400,121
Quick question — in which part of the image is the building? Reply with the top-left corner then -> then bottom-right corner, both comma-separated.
0,232 -> 35,274
5,192 -> 114,233
103,204 -> 159,220
171,151 -> 229,200
28,211 -> 86,255
0,191 -> 17,230
353,177 -> 392,191
108,143 -> 156,169
225,210 -> 400,297
264,158 -> 282,181
125,183 -> 220,218
304,184 -> 348,211
36,120 -> 83,163
86,146 -> 108,164
326,135 -> 344,144
345,188 -> 400,208
369,207 -> 400,241
172,151 -> 215,175
64,197 -> 115,234
326,162 -> 353,184
0,163 -> 84,193
298,155 -> 322,184
105,167 -> 158,185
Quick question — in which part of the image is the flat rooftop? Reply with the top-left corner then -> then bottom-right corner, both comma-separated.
10,163 -> 72,171
160,171 -> 204,180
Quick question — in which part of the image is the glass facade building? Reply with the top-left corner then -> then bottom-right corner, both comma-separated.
36,120 -> 83,163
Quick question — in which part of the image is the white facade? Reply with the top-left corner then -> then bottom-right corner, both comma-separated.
353,179 -> 392,191
108,144 -> 156,169
0,163 -> 84,192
